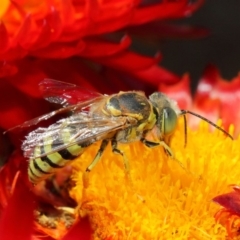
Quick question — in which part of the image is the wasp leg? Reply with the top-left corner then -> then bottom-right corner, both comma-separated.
111,139 -> 145,202
86,139 -> 109,172
83,139 -> 109,188
141,139 -> 200,179
141,139 -> 174,157
111,139 -> 130,176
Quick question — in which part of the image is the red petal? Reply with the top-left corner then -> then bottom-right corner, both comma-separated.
215,76 -> 240,136
191,98 -> 220,129
82,0 -> 137,34
35,58 -> 106,92
31,40 -> 86,58
132,1 -> 188,25
0,61 -> 18,78
0,176 -> 35,240
0,22 -> 9,54
30,12 -> 61,50
195,65 -> 240,135
192,65 -> 221,127
62,217 -> 92,240
0,45 -> 27,61
0,82 -> 32,129
79,35 -> 131,58
7,59 -> 47,98
213,192 -> 240,216
0,153 -> 23,210
95,51 -> 161,72
58,0 -> 76,28
127,22 -> 210,39
11,14 -> 35,49
0,80 -> 50,130
195,65 -> 219,99
133,64 -> 180,86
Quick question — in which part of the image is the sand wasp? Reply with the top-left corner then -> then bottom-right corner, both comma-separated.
9,79 -> 232,184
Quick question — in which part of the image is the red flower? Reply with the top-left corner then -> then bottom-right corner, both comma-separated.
0,150 -> 92,239
5,1 -> 240,240
0,152 -> 35,240
0,0 -> 205,131
0,0 -> 204,60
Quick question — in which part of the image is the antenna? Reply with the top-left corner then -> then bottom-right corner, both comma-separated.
179,110 -> 233,146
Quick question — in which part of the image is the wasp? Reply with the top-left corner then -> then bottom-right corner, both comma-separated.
10,79 -> 232,184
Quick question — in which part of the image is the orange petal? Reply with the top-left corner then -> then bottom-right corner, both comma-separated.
0,0 -> 10,18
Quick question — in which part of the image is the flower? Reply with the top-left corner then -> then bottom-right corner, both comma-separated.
62,119 -> 237,239
1,112 -> 239,239
2,78 -> 239,239
0,0 -> 204,61
1,0 -> 239,239
4,116 -> 235,239
0,150 -> 92,240
0,152 -> 35,240
0,0 -> 205,131
158,64 -> 240,237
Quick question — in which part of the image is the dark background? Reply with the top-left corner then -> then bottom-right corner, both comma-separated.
161,0 -> 240,89
132,0 -> 240,91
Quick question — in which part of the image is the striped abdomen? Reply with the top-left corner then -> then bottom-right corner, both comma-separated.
28,131 -> 88,184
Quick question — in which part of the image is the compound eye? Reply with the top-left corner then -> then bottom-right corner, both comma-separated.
161,107 -> 178,135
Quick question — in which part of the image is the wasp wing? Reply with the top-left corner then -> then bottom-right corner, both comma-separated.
6,95 -> 105,133
5,79 -> 106,133
39,79 -> 103,106
22,113 -> 129,159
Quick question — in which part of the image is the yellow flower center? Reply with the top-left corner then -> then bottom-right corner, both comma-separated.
70,119 -> 239,239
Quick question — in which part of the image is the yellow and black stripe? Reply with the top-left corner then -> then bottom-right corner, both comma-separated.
28,127 -> 87,184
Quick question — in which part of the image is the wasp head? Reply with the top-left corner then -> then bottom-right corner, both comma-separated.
149,92 -> 181,139
149,92 -> 233,144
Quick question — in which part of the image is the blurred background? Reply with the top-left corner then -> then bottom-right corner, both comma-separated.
132,0 -> 240,91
